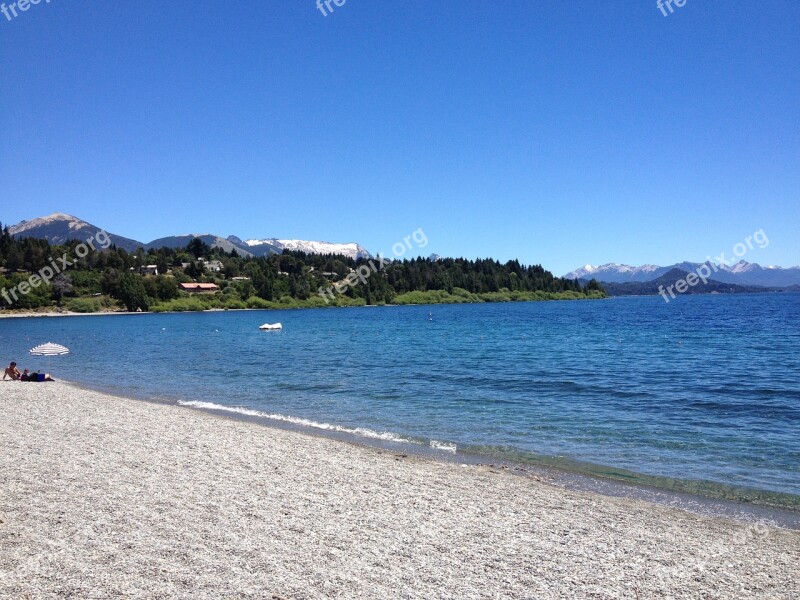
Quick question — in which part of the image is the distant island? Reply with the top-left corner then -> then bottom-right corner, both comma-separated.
0,218 -> 604,314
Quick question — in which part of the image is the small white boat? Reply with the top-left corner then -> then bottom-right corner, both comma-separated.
259,323 -> 282,330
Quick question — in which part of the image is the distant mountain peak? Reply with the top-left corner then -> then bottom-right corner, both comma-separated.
11,212 -> 82,232
40,211 -> 77,221
565,260 -> 800,288
9,213 -> 144,251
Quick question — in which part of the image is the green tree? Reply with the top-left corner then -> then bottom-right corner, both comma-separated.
4,247 -> 22,271
187,237 -> 210,259
117,273 -> 150,312
156,253 -> 170,276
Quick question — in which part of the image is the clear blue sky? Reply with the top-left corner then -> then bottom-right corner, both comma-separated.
2,0 -> 798,275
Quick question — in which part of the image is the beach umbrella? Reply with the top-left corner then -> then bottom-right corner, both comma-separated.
29,343 -> 70,357
29,342 -> 70,373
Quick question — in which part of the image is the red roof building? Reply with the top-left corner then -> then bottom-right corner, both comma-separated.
179,283 -> 220,293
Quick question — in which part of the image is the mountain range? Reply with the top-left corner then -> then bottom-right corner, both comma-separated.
6,213 -> 372,261
564,261 -> 800,288
7,213 -> 799,289
595,268 -> 792,297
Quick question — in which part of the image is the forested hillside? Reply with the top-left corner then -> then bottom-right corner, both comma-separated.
0,223 -> 604,312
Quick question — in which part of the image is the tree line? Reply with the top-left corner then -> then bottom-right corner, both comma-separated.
0,222 -> 604,312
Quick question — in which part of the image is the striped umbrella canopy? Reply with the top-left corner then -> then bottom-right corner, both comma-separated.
29,343 -> 70,356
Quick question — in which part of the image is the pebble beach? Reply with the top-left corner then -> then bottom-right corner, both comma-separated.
1,382 -> 798,599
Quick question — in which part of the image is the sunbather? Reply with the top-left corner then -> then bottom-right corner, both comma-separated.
21,370 -> 55,382
3,362 -> 21,380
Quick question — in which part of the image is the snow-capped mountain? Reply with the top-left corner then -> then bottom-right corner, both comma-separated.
244,238 -> 371,261
564,261 -> 800,288
6,213 -> 372,261
565,263 -> 664,282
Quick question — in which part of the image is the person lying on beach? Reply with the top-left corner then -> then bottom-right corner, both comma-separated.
20,370 -> 55,382
3,362 -> 21,381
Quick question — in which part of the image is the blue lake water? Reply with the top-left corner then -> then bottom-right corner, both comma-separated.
2,293 -> 799,508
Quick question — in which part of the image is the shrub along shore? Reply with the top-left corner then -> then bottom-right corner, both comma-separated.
148,288 -> 605,313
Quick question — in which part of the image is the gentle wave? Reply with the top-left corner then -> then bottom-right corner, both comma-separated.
177,400 -> 419,445
430,440 -> 458,453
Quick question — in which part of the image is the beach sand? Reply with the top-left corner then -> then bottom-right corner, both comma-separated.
1,383 -> 797,599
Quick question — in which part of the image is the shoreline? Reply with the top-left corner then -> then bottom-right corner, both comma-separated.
3,303 -> 798,520
3,381 -> 798,598
3,289 -> 795,320
77,380 -> 800,530
0,309 -> 144,319
0,293 -> 607,319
